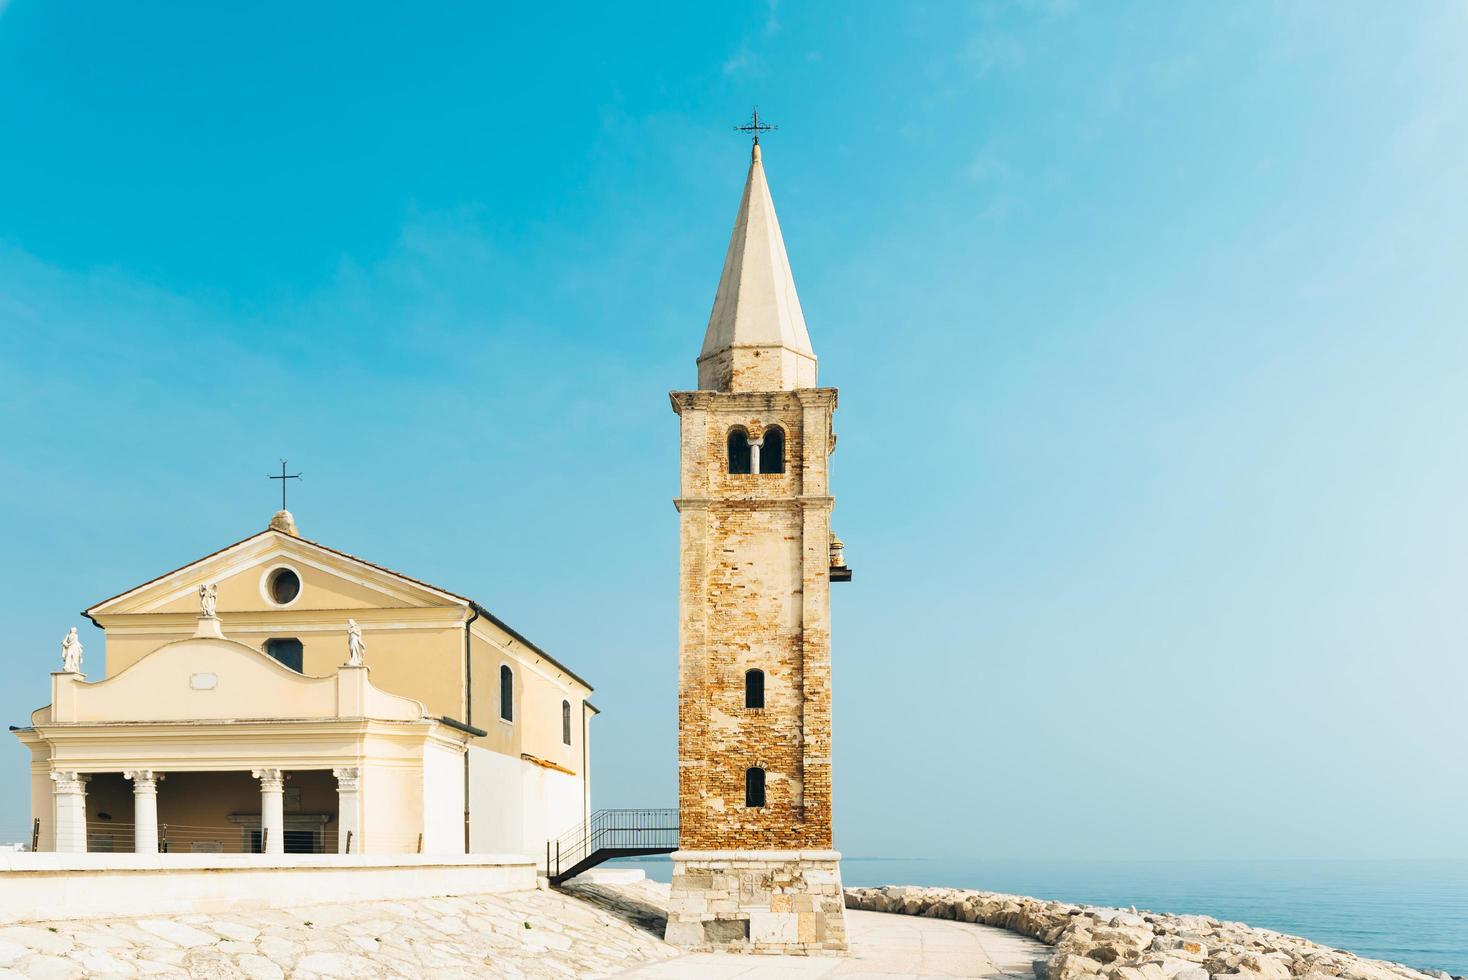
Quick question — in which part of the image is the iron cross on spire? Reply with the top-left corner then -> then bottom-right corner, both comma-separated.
268,459 -> 302,510
735,107 -> 777,146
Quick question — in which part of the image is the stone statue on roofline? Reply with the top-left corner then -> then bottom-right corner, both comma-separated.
199,583 -> 218,619
346,619 -> 366,667
60,628 -> 83,673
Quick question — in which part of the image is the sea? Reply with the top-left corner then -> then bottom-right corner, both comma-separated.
605,857 -> 1468,976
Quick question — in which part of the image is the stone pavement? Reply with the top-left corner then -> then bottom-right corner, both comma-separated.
0,887 -> 681,978
0,875 -> 1047,978
611,908 -> 1046,979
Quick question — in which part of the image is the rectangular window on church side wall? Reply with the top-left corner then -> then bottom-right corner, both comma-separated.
500,664 -> 514,722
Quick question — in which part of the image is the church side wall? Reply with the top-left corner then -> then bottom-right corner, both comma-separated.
467,747 -> 585,858
469,631 -> 519,760
468,745 -> 522,854
467,627 -> 587,777
420,739 -> 465,854
517,763 -> 584,856
537,766 -> 584,851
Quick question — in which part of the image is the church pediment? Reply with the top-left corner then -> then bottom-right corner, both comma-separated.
86,529 -> 470,620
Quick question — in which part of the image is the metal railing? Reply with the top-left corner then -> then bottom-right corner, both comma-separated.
82,821 -> 345,854
1,820 -> 428,855
545,808 -> 678,885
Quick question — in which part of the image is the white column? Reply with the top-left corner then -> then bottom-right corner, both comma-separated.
333,767 -> 361,854
50,771 -> 89,853
124,770 -> 162,854
252,768 -> 285,854
748,437 -> 764,475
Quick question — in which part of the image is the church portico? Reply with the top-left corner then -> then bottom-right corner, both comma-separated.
149,768 -> 341,854
18,608 -> 473,855
30,723 -> 464,854
60,768 -> 340,854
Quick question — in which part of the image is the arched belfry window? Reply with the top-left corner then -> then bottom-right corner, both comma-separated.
760,426 -> 785,474
745,767 -> 766,808
562,700 -> 572,745
500,665 -> 514,722
745,669 -> 765,709
727,427 -> 752,474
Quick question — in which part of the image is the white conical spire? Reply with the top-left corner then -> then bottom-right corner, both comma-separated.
697,143 -> 818,392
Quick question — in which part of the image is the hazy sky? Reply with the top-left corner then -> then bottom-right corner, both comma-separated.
1,2 -> 1464,859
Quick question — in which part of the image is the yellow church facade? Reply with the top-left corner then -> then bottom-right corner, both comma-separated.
14,510 -> 594,857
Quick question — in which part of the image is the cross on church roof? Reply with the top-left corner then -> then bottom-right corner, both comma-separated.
735,107 -> 777,146
268,459 -> 302,510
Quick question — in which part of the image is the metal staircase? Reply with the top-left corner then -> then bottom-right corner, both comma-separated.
545,808 -> 678,886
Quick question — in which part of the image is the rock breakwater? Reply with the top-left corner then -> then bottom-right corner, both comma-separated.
844,886 -> 1463,980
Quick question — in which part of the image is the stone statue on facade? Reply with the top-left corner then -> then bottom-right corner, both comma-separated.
199,583 -> 218,619
346,619 -> 366,666
59,628 -> 83,673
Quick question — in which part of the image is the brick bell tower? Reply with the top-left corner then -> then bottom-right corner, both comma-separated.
665,137 -> 851,953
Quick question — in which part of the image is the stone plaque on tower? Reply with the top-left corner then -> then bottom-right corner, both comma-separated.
665,129 -> 848,954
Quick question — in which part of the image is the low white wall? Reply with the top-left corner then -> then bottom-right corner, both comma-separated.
467,747 -> 586,857
469,745 -> 522,854
0,852 -> 537,924
537,764 -> 585,850
422,738 -> 466,853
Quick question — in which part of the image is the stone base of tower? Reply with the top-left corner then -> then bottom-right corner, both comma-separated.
663,850 -> 847,954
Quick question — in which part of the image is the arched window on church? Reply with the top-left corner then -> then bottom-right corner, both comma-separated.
727,427 -> 752,474
745,669 -> 765,709
760,426 -> 786,474
500,665 -> 514,722
264,638 -> 303,672
562,700 -> 572,745
745,767 -> 766,808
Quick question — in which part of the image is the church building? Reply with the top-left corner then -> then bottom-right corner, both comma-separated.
14,509 -> 594,856
665,135 -> 852,953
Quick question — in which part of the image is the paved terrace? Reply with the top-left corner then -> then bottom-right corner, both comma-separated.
0,875 -> 1046,978
611,908 -> 1045,979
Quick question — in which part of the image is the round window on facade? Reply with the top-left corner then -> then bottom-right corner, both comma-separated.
266,567 -> 301,605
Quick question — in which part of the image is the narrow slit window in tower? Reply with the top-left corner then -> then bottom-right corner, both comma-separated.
562,700 -> 572,745
745,669 -> 765,708
745,767 -> 766,808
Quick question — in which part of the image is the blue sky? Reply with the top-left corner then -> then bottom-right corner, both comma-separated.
1,1 -> 1465,859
